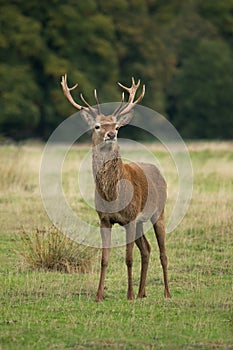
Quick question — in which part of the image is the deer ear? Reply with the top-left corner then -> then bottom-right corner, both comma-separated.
80,109 -> 95,127
117,110 -> 134,126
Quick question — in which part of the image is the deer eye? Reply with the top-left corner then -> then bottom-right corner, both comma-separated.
115,126 -> 119,131
95,124 -> 100,130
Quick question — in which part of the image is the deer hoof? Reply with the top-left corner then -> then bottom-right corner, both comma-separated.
164,290 -> 171,299
127,293 -> 135,300
137,293 -> 147,299
95,295 -> 104,302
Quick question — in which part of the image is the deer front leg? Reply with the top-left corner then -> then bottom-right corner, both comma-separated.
95,224 -> 111,302
126,241 -> 135,300
125,223 -> 136,300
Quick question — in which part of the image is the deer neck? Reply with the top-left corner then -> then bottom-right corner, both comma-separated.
92,142 -> 124,201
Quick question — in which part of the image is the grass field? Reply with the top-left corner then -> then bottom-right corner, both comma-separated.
0,141 -> 232,350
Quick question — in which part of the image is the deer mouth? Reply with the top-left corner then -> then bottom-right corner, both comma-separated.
104,138 -> 116,143
100,137 -> 116,150
104,133 -> 116,143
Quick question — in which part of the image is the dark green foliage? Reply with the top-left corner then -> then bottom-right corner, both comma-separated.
168,39 -> 233,139
0,0 -> 232,139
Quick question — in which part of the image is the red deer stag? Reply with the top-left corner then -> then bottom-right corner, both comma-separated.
61,74 -> 171,302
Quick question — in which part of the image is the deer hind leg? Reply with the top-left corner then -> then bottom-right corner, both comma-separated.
152,211 -> 171,298
95,224 -> 111,302
135,222 -> 151,298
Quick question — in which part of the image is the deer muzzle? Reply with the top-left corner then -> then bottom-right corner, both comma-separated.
104,132 -> 116,142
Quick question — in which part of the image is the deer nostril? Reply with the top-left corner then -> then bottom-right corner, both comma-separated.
107,132 -> 115,140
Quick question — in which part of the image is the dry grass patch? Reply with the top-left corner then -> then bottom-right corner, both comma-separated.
19,226 -> 96,273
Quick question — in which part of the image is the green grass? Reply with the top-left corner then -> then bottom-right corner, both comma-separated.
0,142 -> 232,350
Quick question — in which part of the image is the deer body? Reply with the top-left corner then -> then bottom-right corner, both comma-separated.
61,75 -> 171,301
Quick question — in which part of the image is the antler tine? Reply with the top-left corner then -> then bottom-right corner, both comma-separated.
114,77 -> 145,116
61,74 -> 83,110
69,83 -> 79,91
118,77 -> 141,104
134,83 -> 145,104
118,77 -> 139,90
113,91 -> 125,116
61,74 -> 97,115
131,76 -> 141,88
94,89 -> 101,114
80,93 -> 97,115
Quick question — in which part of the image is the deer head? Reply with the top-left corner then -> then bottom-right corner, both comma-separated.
61,75 -> 145,148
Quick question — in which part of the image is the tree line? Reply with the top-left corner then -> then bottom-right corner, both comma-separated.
0,0 -> 232,140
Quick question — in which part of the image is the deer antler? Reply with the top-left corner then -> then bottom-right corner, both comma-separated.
113,77 -> 145,116
61,74 -> 98,116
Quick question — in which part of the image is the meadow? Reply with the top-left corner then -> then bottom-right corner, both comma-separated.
0,141 -> 232,350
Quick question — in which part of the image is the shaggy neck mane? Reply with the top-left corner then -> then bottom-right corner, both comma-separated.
92,144 -> 124,202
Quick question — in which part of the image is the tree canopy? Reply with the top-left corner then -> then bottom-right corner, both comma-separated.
0,0 -> 232,140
